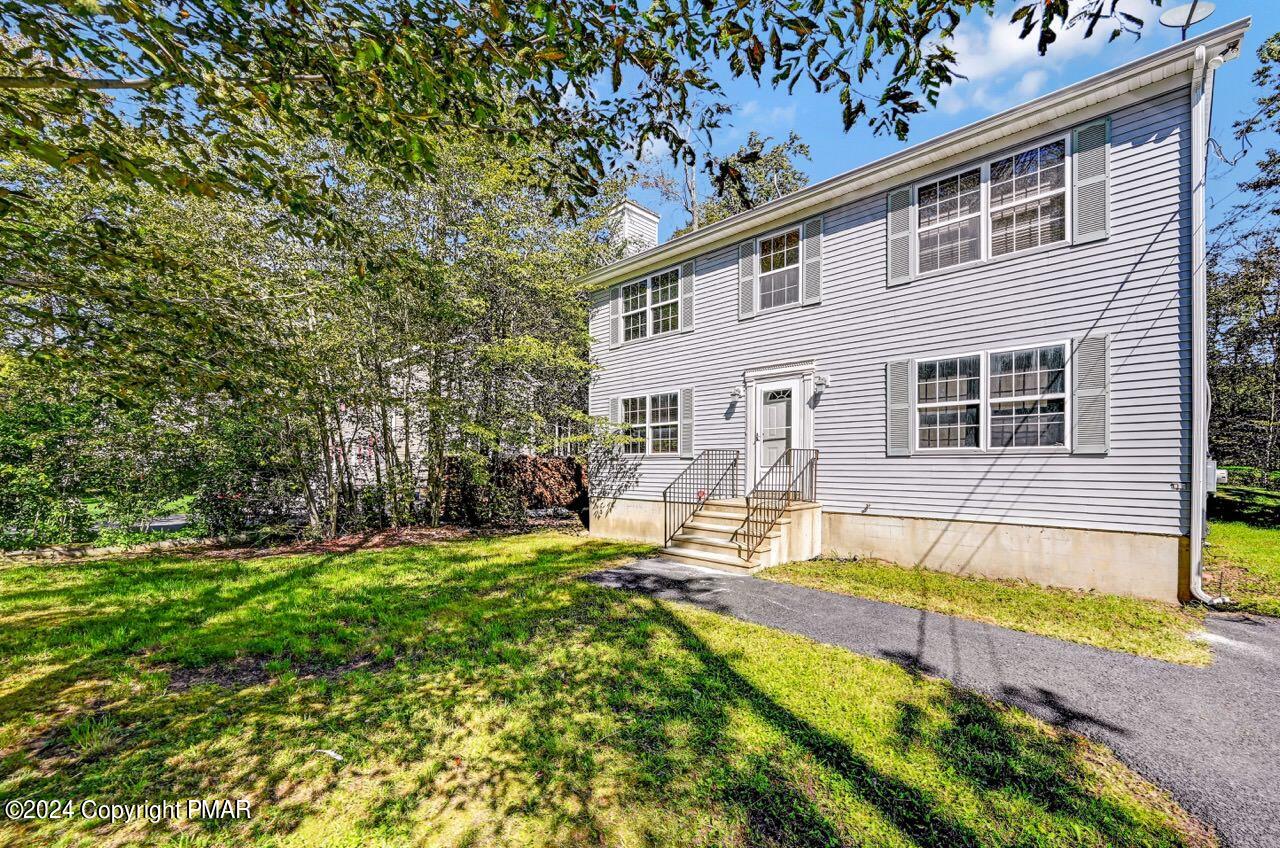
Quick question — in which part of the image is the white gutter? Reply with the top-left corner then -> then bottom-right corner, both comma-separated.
1188,41 -> 1240,606
581,17 -> 1251,292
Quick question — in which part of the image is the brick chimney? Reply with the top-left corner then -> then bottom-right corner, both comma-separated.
609,199 -> 660,256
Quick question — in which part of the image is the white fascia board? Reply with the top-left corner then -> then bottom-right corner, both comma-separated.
580,17 -> 1251,293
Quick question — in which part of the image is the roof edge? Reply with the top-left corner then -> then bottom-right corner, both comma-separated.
581,16 -> 1250,291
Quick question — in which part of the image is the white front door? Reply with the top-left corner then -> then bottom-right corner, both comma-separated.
752,377 -> 802,483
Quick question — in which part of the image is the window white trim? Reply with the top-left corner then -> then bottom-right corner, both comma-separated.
619,265 -> 682,344
754,225 -> 803,312
986,134 -> 1072,261
904,129 -> 1081,281
619,389 -> 683,456
914,164 -> 984,276
910,339 -> 1073,454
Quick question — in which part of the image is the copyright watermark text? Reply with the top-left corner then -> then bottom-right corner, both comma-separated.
5,798 -> 252,823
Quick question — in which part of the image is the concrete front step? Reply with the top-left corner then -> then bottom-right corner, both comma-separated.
658,546 -> 757,574
682,518 -> 783,538
670,533 -> 762,558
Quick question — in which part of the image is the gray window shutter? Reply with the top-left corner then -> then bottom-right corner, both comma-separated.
609,397 -> 620,424
886,187 -> 913,287
679,387 -> 695,458
801,215 -> 823,305
738,240 -> 755,320
608,285 -> 622,348
679,260 -> 695,333
886,360 -> 912,457
1072,118 -> 1110,245
1072,334 -> 1109,455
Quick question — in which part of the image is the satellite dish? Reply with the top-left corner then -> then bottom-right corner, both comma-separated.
1159,1 -> 1215,40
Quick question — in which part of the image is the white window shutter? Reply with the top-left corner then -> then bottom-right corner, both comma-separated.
1072,334 -> 1109,454
738,240 -> 756,320
801,215 -> 823,305
609,397 -> 619,424
1072,118 -> 1110,244
608,285 -> 622,348
679,260 -> 695,333
679,387 -> 695,458
886,360 -> 912,456
886,187 -> 913,287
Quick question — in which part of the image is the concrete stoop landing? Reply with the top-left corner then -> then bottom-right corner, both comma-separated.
660,498 -> 822,574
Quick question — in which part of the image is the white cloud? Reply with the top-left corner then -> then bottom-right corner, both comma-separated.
936,1 -> 1155,116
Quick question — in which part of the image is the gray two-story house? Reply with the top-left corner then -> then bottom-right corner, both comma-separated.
582,20 -> 1250,604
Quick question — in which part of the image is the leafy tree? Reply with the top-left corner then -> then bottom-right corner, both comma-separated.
1209,31 -> 1280,487
667,131 -> 811,237
0,0 -> 1159,211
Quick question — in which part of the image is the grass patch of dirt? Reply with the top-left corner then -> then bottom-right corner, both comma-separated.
0,531 -> 1216,847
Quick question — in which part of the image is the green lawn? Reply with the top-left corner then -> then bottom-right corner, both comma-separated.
767,559 -> 1210,665
1206,484 -> 1280,617
0,532 -> 1214,847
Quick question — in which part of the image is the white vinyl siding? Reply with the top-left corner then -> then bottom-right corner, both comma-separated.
589,89 -> 1188,536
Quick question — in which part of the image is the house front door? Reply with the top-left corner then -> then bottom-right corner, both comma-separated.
752,377 -> 801,483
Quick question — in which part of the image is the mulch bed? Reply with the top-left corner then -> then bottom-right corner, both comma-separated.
2,518 -> 584,565
202,517 -> 583,560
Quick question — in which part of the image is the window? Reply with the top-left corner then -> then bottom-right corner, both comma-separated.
916,354 -> 982,449
989,344 -> 1066,447
620,392 -> 679,454
990,140 -> 1067,257
649,269 -> 680,335
621,279 -> 648,342
620,267 -> 681,342
621,396 -> 647,454
917,168 -> 981,274
758,228 -> 800,309
912,343 -> 1068,451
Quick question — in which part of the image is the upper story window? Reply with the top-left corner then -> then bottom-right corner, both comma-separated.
990,139 -> 1067,257
917,169 -> 981,274
900,131 -> 1084,281
758,228 -> 801,310
620,392 -> 679,454
621,267 -> 680,342
914,343 -> 1068,452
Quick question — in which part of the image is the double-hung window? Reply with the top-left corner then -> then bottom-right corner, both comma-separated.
917,168 -> 982,274
903,133 -> 1077,278
916,354 -> 982,449
621,267 -> 680,342
914,343 -> 1068,451
620,392 -> 679,454
757,228 -> 801,310
989,344 -> 1067,447
989,139 -> 1068,257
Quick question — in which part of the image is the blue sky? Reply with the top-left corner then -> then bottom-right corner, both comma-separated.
631,1 -> 1277,241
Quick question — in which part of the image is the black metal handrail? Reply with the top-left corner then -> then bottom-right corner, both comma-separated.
732,448 -> 818,558
662,449 -> 741,545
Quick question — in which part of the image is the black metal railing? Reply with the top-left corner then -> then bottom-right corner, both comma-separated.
732,448 -> 818,558
662,449 -> 741,545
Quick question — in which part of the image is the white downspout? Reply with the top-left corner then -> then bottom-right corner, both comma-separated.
1189,45 -> 1230,605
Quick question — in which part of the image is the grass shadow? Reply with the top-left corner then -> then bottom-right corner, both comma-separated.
0,532 -> 1209,847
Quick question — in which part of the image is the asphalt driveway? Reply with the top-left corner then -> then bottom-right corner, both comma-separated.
588,558 -> 1280,848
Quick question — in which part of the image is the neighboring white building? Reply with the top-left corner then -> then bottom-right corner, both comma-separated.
581,20 -> 1251,603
